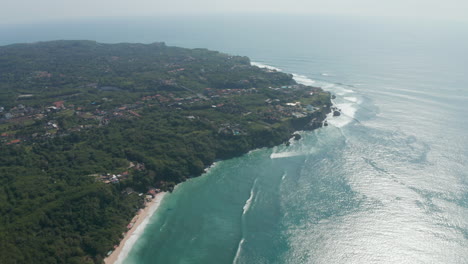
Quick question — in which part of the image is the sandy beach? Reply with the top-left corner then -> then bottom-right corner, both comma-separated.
104,192 -> 167,264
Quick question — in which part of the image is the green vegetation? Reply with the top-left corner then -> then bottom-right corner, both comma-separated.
0,40 -> 331,263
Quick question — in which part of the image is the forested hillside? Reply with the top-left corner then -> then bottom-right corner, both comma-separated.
0,40 -> 331,263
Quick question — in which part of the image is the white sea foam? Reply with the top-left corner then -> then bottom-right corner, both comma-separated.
243,183 -> 256,215
270,151 -> 305,159
292,73 -> 316,86
252,61 -> 318,86
339,103 -> 358,118
233,238 -> 245,264
333,85 -> 356,96
320,82 -> 336,89
252,61 -> 360,129
251,62 -> 282,72
327,103 -> 358,128
335,87 -> 354,94
344,97 -> 358,103
203,161 -> 219,173
114,193 -> 167,264
281,172 -> 287,180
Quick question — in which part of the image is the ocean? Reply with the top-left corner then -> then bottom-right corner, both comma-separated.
2,15 -> 467,263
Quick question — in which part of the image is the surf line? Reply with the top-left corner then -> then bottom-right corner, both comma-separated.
233,178 -> 258,263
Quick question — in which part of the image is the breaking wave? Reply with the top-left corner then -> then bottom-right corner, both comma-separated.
292,73 -> 316,86
251,61 -> 282,72
252,61 -> 362,129
243,179 -> 257,215
232,238 -> 245,264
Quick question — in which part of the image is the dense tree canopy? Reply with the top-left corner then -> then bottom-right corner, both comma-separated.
0,41 -> 331,263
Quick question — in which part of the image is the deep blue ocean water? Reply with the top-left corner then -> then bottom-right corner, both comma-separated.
2,15 -> 467,263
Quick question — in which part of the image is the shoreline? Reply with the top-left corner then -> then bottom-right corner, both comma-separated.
104,192 -> 167,264
104,64 -> 330,264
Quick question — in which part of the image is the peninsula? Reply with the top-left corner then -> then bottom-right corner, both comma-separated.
0,40 -> 331,263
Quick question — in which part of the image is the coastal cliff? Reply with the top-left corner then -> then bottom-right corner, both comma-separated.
0,40 -> 331,263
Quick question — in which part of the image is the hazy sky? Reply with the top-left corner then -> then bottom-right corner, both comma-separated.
2,0 -> 467,24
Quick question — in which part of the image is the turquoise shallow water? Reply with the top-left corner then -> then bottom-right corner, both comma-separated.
121,17 -> 468,263
2,15 -> 467,263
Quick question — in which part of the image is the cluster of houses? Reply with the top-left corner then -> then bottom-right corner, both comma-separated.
34,71 -> 53,78
203,87 -> 258,98
96,163 -> 146,184
0,104 -> 40,120
218,123 -> 246,136
0,100 -> 70,122
0,101 -> 69,144
100,173 -> 126,184
167,67 -> 185,74
1,81 -> 324,146
141,93 -> 205,106
47,100 -> 66,111
261,101 -> 320,123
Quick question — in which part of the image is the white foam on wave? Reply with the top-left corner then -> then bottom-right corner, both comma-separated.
243,179 -> 257,215
338,103 -> 357,119
322,83 -> 337,89
344,97 -> 358,103
233,238 -> 245,264
270,151 -> 305,159
327,103 -> 358,128
242,191 -> 254,215
252,61 -> 317,86
334,86 -> 355,96
292,73 -> 316,86
251,61 -> 282,72
203,161 -> 219,173
335,87 -> 354,93
252,61 -> 362,129
287,137 -> 296,146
